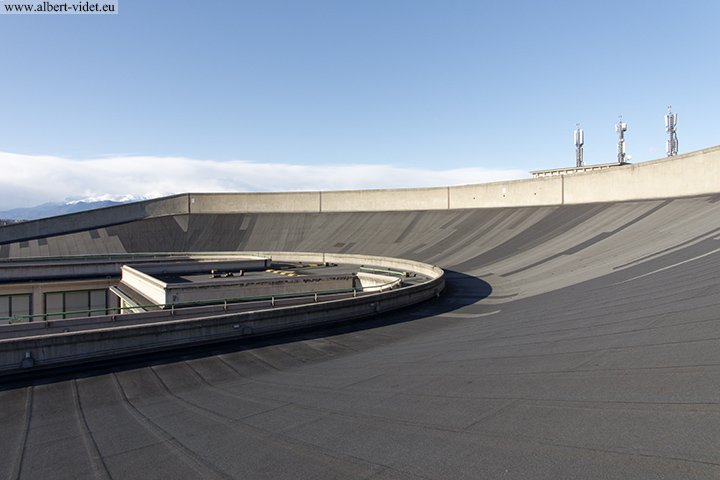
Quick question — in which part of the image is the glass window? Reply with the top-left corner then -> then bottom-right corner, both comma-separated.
44,290 -> 109,319
12,295 -> 31,317
45,293 -> 65,319
90,290 -> 107,317
0,296 -> 10,318
65,291 -> 89,318
0,294 -> 31,320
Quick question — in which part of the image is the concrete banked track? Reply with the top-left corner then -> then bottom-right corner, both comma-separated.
2,150 -> 720,478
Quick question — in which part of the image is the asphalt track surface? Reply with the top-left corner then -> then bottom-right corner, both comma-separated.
2,195 -> 720,479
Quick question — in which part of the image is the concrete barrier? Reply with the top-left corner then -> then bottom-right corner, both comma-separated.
449,176 -> 563,209
563,146 -> 720,204
2,145 -> 720,245
189,192 -> 321,213
256,251 -> 443,278
356,272 -> 402,291
0,194 -> 189,244
320,187 -> 450,212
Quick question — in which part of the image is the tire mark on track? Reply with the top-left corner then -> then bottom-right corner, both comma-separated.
156,362 -> 426,480
9,386 -> 32,480
187,360 -> 720,469
110,372 -> 233,480
72,380 -> 111,480
203,351 -> 720,430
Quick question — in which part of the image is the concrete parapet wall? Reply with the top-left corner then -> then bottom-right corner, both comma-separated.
449,176 -> 563,208
0,258 -> 126,281
2,145 -> 720,245
563,146 -> 720,204
356,272 -> 402,291
141,194 -> 191,217
130,258 -> 268,276
251,251 -> 444,279
163,275 -> 357,306
0,194 -> 189,244
189,192 -> 321,213
198,146 -> 720,211
120,266 -> 167,306
183,145 -> 720,214
320,187 -> 449,212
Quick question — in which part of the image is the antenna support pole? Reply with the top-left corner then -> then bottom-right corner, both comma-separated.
616,116 -> 628,163
574,124 -> 584,167
666,106 -> 678,156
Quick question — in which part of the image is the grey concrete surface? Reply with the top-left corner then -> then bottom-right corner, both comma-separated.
1,194 -> 720,478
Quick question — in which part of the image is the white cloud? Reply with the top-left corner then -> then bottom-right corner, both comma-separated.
0,152 -> 529,210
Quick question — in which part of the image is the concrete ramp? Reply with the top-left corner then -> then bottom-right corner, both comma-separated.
1,192 -> 720,477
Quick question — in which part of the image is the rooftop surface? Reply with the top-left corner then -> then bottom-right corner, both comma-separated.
153,262 -> 363,284
1,194 -> 719,478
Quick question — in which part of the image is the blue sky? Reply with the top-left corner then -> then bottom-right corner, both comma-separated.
1,1 -> 719,209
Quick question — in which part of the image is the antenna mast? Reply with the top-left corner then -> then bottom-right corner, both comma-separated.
666,106 -> 678,156
616,116 -> 628,163
574,124 -> 584,167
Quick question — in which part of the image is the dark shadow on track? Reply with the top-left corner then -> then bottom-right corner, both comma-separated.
0,270 -> 492,389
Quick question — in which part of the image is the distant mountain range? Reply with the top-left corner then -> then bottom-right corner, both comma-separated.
0,199 -> 133,221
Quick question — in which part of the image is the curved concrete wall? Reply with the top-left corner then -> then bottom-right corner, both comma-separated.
2,145 -> 720,246
187,145 -> 720,213
0,194 -> 189,245
0,253 -> 444,375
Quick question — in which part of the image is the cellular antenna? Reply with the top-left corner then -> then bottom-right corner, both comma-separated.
574,124 -> 584,167
616,116 -> 628,163
666,106 -> 678,156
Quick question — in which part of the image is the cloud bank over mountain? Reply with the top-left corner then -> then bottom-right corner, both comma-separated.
0,152 -> 528,211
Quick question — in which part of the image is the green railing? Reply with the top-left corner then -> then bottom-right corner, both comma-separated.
0,277 -> 402,324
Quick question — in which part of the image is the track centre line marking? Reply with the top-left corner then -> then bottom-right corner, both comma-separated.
614,246 -> 720,285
